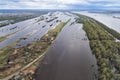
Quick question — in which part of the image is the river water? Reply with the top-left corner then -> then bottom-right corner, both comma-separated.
35,18 -> 98,80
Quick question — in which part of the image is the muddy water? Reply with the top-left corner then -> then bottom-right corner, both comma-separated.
35,21 -> 98,80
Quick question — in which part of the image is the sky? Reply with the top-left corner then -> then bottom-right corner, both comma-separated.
0,0 -> 120,10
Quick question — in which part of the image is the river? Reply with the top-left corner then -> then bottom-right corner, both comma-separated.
34,17 -> 98,80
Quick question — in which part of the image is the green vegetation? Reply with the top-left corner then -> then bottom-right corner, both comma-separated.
0,19 -> 70,79
76,15 -> 114,40
76,14 -> 120,80
0,22 -> 10,27
0,40 -> 21,69
0,36 -> 7,42
96,21 -> 120,40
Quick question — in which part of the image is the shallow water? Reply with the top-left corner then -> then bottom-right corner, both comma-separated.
0,12 -> 70,49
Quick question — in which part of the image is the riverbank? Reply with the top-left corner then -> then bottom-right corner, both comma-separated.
76,14 -> 120,80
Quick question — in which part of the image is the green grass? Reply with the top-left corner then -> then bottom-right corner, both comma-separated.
0,31 -> 18,42
0,36 -> 7,42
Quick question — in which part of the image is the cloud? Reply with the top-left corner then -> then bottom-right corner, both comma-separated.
19,1 -> 69,9
57,0 -> 89,5
0,0 -> 70,9
0,0 -> 120,10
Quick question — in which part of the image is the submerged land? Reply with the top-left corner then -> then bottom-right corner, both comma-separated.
0,10 -> 120,80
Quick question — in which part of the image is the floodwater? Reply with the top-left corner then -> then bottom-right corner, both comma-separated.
34,19 -> 98,80
75,11 -> 120,33
0,12 -> 70,49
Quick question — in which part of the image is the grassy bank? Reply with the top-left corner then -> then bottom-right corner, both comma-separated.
0,19 -> 70,79
76,14 -> 120,80
0,14 -> 40,27
95,20 -> 120,40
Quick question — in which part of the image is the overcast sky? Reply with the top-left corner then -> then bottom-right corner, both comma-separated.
0,0 -> 120,10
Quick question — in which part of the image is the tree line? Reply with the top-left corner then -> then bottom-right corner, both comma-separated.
76,14 -> 120,80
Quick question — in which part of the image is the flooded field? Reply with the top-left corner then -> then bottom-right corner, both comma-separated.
0,0 -> 120,79
0,12 -> 70,49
